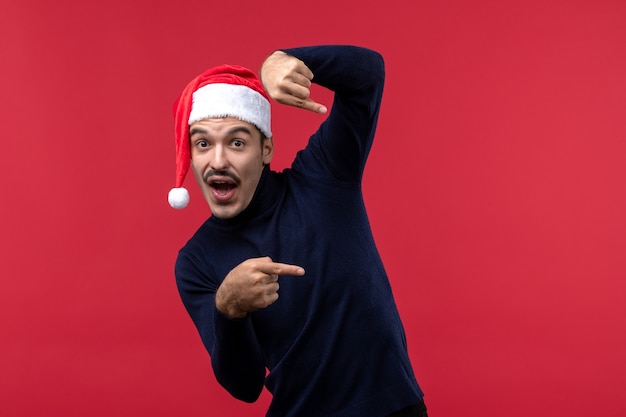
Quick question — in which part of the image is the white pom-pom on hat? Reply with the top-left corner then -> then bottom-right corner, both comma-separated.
168,187 -> 190,209
169,64 -> 272,209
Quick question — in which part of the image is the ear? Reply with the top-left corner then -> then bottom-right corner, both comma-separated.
262,136 -> 274,164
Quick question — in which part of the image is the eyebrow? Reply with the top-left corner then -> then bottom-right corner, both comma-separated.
227,126 -> 254,136
189,127 -> 208,137
189,125 -> 254,138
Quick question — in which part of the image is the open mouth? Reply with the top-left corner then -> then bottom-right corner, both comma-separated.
204,170 -> 241,202
206,175 -> 239,202
210,180 -> 236,196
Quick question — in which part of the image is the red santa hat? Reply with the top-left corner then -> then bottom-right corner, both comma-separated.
168,65 -> 272,209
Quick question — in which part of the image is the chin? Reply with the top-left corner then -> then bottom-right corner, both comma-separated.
212,211 -> 236,220
208,204 -> 241,220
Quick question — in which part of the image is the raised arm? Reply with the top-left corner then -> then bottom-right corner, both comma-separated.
265,45 -> 386,183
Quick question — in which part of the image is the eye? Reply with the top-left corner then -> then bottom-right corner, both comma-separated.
232,139 -> 245,148
195,140 -> 208,148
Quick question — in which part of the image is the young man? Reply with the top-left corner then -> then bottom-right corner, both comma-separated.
169,45 -> 427,417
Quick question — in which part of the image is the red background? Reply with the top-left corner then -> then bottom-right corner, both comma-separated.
1,1 -> 625,416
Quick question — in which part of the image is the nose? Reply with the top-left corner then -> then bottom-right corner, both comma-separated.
210,144 -> 229,170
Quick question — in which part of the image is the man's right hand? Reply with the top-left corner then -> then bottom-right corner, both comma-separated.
260,51 -> 327,114
215,257 -> 305,319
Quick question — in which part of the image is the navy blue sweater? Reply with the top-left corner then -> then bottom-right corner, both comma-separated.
175,45 -> 423,417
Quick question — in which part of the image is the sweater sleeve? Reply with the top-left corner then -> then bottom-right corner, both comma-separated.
175,248 -> 266,403
282,45 -> 386,184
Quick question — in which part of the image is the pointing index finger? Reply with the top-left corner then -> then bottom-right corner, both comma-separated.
261,262 -> 305,277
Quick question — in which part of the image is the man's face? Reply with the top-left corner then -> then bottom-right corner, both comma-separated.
189,117 -> 273,219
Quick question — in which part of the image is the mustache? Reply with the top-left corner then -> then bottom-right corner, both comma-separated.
203,169 -> 241,185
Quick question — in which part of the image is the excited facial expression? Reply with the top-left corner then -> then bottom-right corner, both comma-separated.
189,117 -> 273,219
